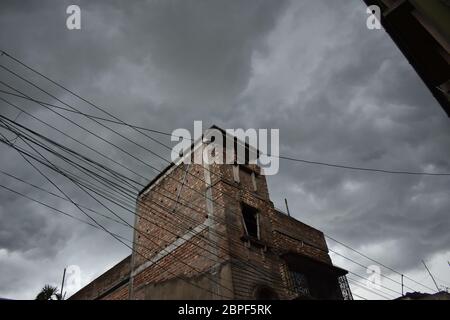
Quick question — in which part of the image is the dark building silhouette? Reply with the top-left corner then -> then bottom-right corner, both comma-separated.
364,0 -> 450,116
395,291 -> 450,300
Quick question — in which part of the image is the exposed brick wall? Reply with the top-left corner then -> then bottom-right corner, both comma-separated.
70,140 -> 346,300
69,255 -> 131,300
129,146 -> 234,299
133,163 -> 209,268
271,211 -> 331,264
100,282 -> 129,300
133,229 -> 215,290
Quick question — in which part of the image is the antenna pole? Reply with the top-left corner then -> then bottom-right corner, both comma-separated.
284,198 -> 291,217
60,267 -> 67,300
401,274 -> 404,296
422,260 -> 440,292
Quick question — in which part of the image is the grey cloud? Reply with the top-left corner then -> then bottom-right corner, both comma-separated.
0,0 -> 449,299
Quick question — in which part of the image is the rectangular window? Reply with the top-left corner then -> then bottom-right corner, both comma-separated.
241,203 -> 259,239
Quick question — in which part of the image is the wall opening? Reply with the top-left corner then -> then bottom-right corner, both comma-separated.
241,203 -> 259,239
254,285 -> 279,300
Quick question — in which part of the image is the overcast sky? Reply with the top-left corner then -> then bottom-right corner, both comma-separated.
0,0 -> 449,300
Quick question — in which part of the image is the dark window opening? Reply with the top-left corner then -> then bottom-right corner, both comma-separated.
241,203 -> 259,239
254,285 -> 278,300
283,253 -> 349,300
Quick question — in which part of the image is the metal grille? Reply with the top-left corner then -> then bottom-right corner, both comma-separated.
290,271 -> 310,296
338,275 -> 353,300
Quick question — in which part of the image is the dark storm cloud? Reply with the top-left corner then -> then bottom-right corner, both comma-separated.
229,0 -> 450,283
0,0 -> 289,298
0,0 -> 449,299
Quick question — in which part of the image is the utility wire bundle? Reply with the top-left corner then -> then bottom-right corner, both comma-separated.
0,50 -> 446,300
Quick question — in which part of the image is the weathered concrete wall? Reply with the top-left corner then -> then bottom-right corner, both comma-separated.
139,263 -> 234,300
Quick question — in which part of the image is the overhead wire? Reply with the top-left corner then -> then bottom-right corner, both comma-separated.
0,50 -> 442,297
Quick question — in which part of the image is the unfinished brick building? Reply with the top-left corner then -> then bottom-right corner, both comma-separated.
70,127 -> 352,300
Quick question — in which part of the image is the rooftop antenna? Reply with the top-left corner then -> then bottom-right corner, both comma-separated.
60,267 -> 66,300
284,198 -> 291,217
422,260 -> 440,292
401,274 -> 404,296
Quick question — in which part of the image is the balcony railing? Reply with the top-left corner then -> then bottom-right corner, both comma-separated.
338,275 -> 353,300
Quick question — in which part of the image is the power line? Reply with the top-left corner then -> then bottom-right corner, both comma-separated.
2,80 -> 447,293
0,95 -> 148,197
422,260 -> 440,292
0,51 -> 441,297
277,155 -> 450,176
0,70 -> 444,295
0,131 -> 392,298
347,270 -> 401,296
0,85 -> 436,298
0,103 -> 306,295
0,65 -> 170,165
0,137 -> 235,299
0,82 -> 441,296
352,292 -> 368,300
0,89 -> 174,138
0,119 -> 285,289
3,131 -> 236,298
0,115 -> 246,243
3,86 -> 449,177
326,235 -> 438,293
0,168 -> 130,227
0,115 -> 290,295
0,126 -> 312,290
0,57 -> 446,296
347,277 -> 392,300
0,100 -> 338,296
0,159 -> 352,300
0,116 -> 416,299
2,51 -> 450,177
329,248 -> 419,294
0,178 -> 233,298
0,95 -> 263,249
0,90 -> 436,298
0,182 -> 127,235
0,88 -> 150,183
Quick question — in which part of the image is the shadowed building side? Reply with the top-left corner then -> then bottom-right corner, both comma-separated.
363,0 -> 450,116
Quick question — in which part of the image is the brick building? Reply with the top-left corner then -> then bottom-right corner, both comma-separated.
70,127 -> 352,300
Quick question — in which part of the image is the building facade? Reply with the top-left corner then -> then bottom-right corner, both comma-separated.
70,129 -> 352,300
